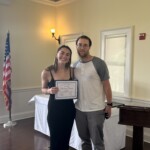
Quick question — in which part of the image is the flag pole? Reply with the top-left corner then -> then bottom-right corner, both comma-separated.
9,108 -> 12,121
3,109 -> 16,128
3,32 -> 16,128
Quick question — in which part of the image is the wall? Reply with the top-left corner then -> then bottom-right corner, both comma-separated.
56,0 -> 150,142
0,0 -> 150,143
0,88 -> 40,123
57,0 -> 150,102
0,0 -> 57,123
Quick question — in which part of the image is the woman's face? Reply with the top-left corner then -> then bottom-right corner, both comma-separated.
57,47 -> 71,65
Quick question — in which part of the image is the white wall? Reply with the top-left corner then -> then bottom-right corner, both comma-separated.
0,0 -> 57,123
0,0 -> 150,143
56,0 -> 150,142
0,88 -> 40,124
0,0 -> 57,90
57,0 -> 150,102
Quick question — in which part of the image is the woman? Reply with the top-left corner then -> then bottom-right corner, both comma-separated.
41,45 -> 76,150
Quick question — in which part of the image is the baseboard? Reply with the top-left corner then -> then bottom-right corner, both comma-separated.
0,87 -> 40,124
0,111 -> 34,124
126,126 -> 150,143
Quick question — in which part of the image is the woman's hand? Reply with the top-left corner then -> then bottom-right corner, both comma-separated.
48,87 -> 59,94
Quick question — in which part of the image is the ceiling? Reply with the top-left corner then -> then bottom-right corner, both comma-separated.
32,0 -> 76,6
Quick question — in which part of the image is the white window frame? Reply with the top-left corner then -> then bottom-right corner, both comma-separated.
100,27 -> 133,100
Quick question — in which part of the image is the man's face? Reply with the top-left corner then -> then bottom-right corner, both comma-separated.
76,38 -> 90,58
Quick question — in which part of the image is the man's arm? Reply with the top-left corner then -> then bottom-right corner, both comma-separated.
103,79 -> 112,104
102,79 -> 112,118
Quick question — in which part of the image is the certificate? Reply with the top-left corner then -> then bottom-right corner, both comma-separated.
55,80 -> 78,100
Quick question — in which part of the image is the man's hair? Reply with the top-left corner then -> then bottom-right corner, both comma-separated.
76,35 -> 92,47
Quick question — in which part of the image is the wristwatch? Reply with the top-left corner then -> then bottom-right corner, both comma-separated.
107,102 -> 113,107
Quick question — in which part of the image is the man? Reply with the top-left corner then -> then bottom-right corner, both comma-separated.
74,35 -> 112,150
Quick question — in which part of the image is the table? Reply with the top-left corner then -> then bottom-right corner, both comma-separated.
29,94 -> 126,150
118,105 -> 150,150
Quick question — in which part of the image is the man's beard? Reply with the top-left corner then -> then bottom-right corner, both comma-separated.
78,51 -> 88,58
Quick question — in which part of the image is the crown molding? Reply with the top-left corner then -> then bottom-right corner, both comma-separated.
31,0 -> 76,7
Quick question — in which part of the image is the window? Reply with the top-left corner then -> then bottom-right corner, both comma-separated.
100,27 -> 133,100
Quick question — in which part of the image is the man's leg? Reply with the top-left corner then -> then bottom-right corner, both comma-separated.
76,109 -> 92,150
87,110 -> 105,150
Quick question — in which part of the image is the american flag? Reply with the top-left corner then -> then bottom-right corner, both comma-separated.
2,32 -> 12,111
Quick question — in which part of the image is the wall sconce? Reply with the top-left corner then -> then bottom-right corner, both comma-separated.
51,29 -> 60,44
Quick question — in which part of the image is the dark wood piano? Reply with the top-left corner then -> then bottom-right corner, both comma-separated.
118,105 -> 150,150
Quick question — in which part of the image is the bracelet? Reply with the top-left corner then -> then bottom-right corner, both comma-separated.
107,102 -> 112,107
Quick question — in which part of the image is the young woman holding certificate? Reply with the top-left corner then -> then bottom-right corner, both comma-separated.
41,45 -> 76,150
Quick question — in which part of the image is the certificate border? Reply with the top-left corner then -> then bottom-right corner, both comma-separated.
55,80 -> 78,100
